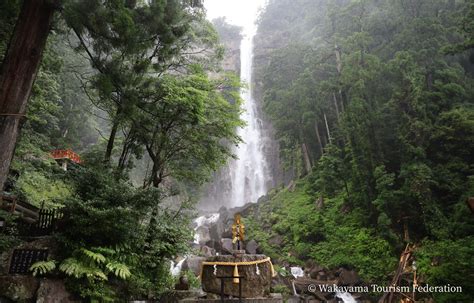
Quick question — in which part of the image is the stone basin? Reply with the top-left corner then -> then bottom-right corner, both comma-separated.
201,254 -> 274,298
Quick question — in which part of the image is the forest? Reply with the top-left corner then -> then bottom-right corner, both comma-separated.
0,0 -> 473,302
248,0 -> 474,302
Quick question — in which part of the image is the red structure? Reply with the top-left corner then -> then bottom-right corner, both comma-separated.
50,149 -> 82,164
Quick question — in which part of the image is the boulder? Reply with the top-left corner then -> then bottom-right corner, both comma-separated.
245,240 -> 259,255
205,240 -> 221,252
257,195 -> 269,203
36,279 -> 80,303
201,254 -> 273,298
182,257 -> 206,276
0,276 -> 38,301
218,206 -> 229,223
220,238 -> 234,254
287,296 -> 301,303
209,221 -> 224,241
221,227 -> 233,239
195,226 -> 211,245
200,245 -> 215,257
336,268 -> 361,286
307,265 -> 325,280
175,276 -> 190,290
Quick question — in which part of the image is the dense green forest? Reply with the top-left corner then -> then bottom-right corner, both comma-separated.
0,0 -> 242,300
247,0 -> 474,301
0,0 -> 473,302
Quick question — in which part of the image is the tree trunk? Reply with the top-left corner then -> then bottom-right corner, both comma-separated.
104,118 -> 119,163
0,0 -> 56,191
335,44 -> 342,74
333,92 -> 340,122
301,142 -> 312,175
314,121 -> 324,156
324,112 -> 332,144
151,160 -> 163,187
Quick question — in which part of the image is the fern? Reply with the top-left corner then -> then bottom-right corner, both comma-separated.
59,257 -> 109,281
105,261 -> 131,280
59,258 -> 86,278
80,248 -> 106,264
30,260 -> 56,276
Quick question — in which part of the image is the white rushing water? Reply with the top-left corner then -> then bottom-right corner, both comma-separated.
228,18 -> 269,208
335,292 -> 357,303
290,266 -> 305,278
193,213 -> 220,244
170,258 -> 186,277
198,1 -> 276,211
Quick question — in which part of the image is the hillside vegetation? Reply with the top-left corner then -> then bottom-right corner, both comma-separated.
248,0 -> 474,301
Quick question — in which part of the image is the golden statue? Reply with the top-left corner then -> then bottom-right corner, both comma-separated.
232,213 -> 245,250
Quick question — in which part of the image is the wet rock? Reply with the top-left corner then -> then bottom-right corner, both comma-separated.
175,276 -> 190,290
218,206 -> 229,223
182,257 -> 206,276
195,226 -> 211,245
200,245 -> 215,257
221,227 -> 233,239
36,278 -> 80,303
209,221 -> 224,241
257,195 -> 269,203
245,239 -> 259,255
201,254 -> 273,298
205,240 -> 221,252
0,276 -> 38,301
307,265 -> 325,280
336,268 -> 361,286
220,238 -> 234,254
287,296 -> 301,303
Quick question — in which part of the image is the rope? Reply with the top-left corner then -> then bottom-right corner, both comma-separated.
200,257 -> 276,284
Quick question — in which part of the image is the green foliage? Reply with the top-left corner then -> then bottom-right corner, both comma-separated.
0,210 -> 20,252
15,169 -> 72,208
245,181 -> 397,282
416,237 -> 474,303
30,260 -> 56,276
251,0 -> 474,299
53,165 -> 193,300
271,284 -> 291,295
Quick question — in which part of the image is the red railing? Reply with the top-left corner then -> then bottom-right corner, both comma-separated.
50,149 -> 82,164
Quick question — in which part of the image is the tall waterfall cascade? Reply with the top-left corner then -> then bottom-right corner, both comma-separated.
229,24 -> 269,208
198,8 -> 276,211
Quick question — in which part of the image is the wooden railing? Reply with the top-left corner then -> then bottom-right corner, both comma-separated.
1,193 -> 62,236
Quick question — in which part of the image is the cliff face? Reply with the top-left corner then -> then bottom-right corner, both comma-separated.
212,17 -> 242,75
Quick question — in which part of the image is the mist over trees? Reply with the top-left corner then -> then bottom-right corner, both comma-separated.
248,0 -> 474,301
0,0 -> 243,300
0,0 -> 473,301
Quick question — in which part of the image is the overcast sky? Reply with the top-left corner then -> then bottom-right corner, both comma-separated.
203,0 -> 267,29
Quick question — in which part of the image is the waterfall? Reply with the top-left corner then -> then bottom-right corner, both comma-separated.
228,24 -> 269,208
199,5 -> 273,211
335,292 -> 357,303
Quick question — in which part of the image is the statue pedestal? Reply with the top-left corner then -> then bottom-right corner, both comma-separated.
232,250 -> 246,257
200,254 -> 274,298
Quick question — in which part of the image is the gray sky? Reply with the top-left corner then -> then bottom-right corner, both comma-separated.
204,0 -> 267,28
